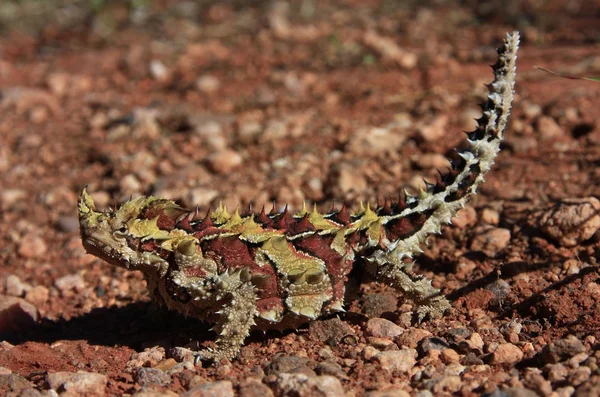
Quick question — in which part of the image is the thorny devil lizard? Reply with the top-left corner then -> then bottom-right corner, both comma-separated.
78,32 -> 519,363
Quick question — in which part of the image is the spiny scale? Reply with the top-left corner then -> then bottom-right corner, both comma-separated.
78,32 -> 519,363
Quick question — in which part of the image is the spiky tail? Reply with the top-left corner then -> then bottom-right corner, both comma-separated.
362,32 -> 519,317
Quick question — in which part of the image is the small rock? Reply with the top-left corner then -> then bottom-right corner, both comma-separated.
539,335 -> 586,364
238,379 -> 275,397
432,375 -> 462,393
206,149 -> 243,174
134,388 -> 178,397
490,343 -> 523,365
470,226 -> 511,256
196,75 -> 221,93
451,206 -> 477,229
1,189 -> 26,210
56,216 -> 80,233
133,367 -> 171,387
334,163 -> 368,195
414,153 -> 449,170
444,328 -> 473,344
481,208 -> 500,225
308,317 -> 355,345
0,373 -> 33,393
264,355 -> 311,376
0,295 -> 39,333
17,236 -> 48,259
373,349 -> 417,373
485,279 -> 512,306
54,273 -> 86,293
362,346 -> 379,361
186,188 -> 219,208
127,347 -> 166,369
363,31 -> 417,69
46,371 -> 107,397
366,391 -> 410,397
366,318 -> 404,339
360,292 -> 397,318
181,380 -> 234,397
396,328 -> 432,349
547,363 -> 568,383
315,360 -> 348,379
441,349 -> 460,364
150,60 -> 170,81
25,285 -> 49,306
569,366 -> 591,387
536,197 -> 600,247
536,116 -> 564,140
417,115 -> 448,142
169,346 -> 195,363
419,337 -> 450,354
272,373 -> 344,397
5,275 -> 25,297
347,126 -> 407,155
120,174 -> 142,195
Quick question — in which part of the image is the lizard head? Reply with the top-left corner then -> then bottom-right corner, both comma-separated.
78,188 -> 187,274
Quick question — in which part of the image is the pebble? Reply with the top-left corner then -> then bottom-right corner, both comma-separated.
373,349 -> 417,373
419,337 -> 450,354
360,292 -> 397,318
181,380 -> 234,397
366,318 -> 404,339
169,346 -> 195,363
186,188 -> 219,208
127,347 -> 166,369
133,367 -> 171,387
206,149 -> 243,174
444,327 -> 472,344
0,295 -> 39,333
451,206 -> 477,229
335,163 -> 368,195
263,355 -> 311,376
417,115 -> 448,142
54,273 -> 86,293
238,379 -> 275,397
539,335 -> 586,364
196,75 -> 221,93
272,373 -> 344,397
536,197 -> 600,247
149,59 -> 169,81
432,375 -> 462,393
490,343 -> 523,365
347,126 -> 407,155
441,349 -> 460,364
133,388 -> 178,397
56,216 -> 80,233
536,116 -> 564,140
414,153 -> 450,170
396,328 -> 432,349
5,275 -> 25,297
0,189 -> 26,209
470,226 -> 511,256
0,373 -> 33,394
120,174 -> 142,195
308,317 -> 355,344
362,346 -> 380,360
17,236 -> 48,259
362,31 -> 418,69
366,390 -> 410,397
46,371 -> 107,397
481,208 -> 500,225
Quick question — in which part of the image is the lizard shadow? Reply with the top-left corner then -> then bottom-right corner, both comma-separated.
3,301 -> 220,351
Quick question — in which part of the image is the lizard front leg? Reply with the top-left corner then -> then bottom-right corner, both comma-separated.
194,269 -> 258,364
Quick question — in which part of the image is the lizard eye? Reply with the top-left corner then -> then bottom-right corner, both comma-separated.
113,226 -> 128,237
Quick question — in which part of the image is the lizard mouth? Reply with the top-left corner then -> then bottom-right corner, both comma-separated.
81,236 -> 132,269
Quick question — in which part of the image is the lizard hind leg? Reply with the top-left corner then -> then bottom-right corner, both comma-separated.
367,256 -> 451,321
194,269 -> 258,364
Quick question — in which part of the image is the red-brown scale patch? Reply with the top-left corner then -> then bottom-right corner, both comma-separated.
142,201 -> 187,230
202,236 -> 256,270
285,215 -> 316,237
384,209 -> 433,242
294,234 -> 351,303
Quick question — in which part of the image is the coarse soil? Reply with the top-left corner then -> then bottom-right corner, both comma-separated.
0,1 -> 599,396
